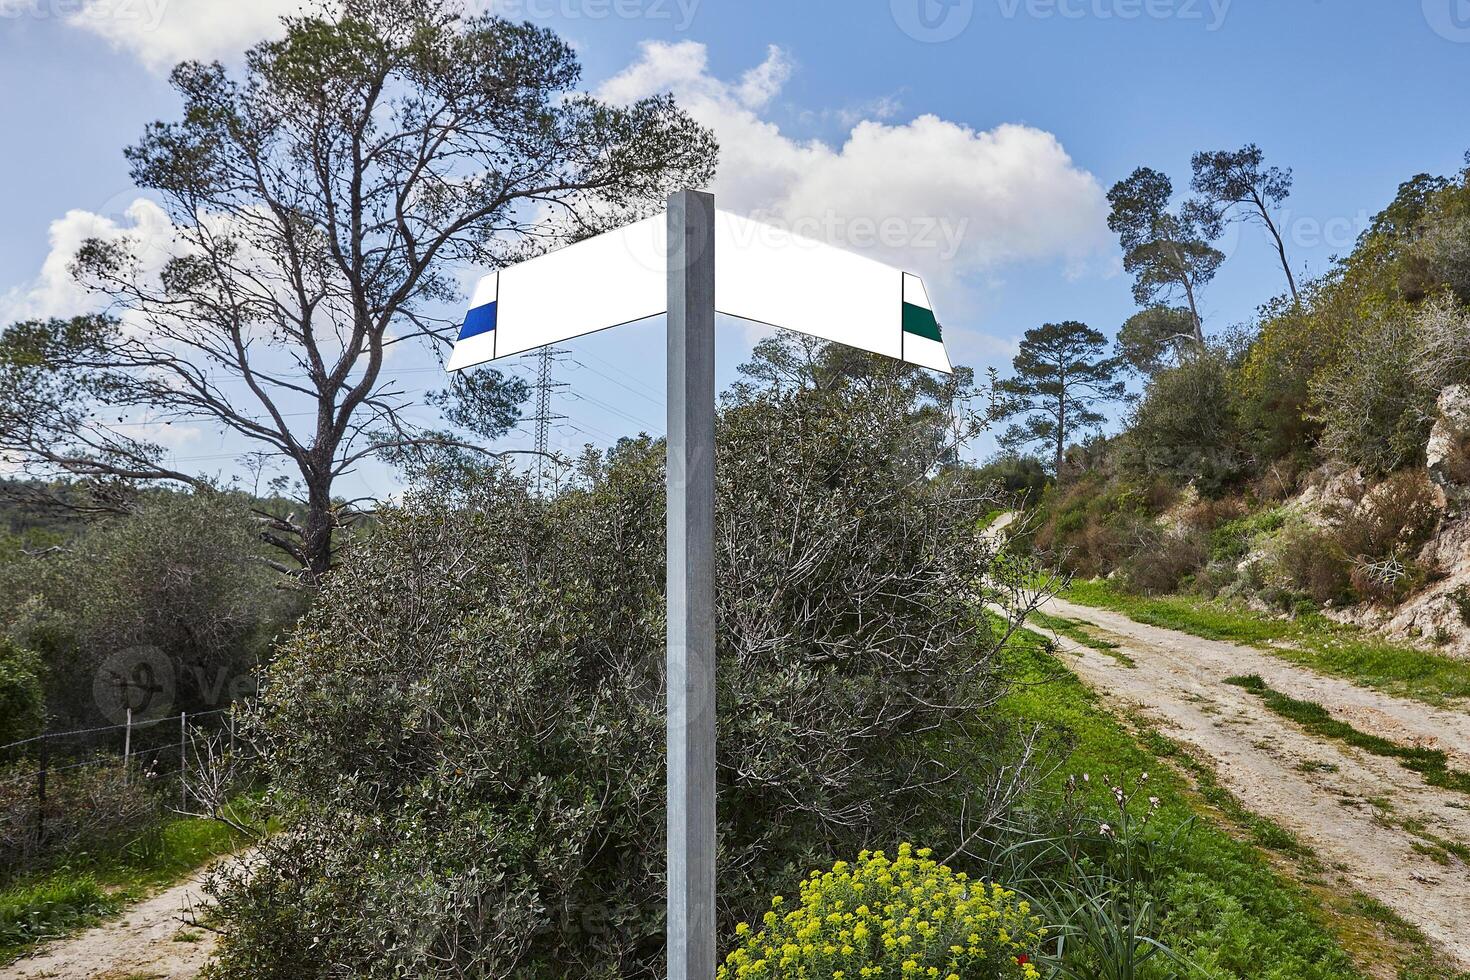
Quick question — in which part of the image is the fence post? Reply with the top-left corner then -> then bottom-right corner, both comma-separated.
35,734 -> 48,850
122,706 -> 132,788
179,711 -> 187,813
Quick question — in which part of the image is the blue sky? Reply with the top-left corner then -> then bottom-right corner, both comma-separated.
1,0 -> 1467,500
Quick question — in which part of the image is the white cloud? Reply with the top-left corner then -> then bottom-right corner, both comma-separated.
596,41 -> 1112,310
734,44 -> 791,110
0,195 -> 386,382
0,197 -> 176,324
831,94 -> 904,128
62,0 -> 301,73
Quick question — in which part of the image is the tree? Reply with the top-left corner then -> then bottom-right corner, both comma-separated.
994,321 -> 1124,478
1114,305 -> 1197,377
0,638 -> 45,746
1117,344 -> 1246,495
0,0 -> 716,578
1190,144 -> 1299,302
1107,167 -> 1223,346
957,453 -> 1049,508
0,491 -> 297,727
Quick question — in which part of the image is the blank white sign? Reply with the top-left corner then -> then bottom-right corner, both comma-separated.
713,211 -> 904,361
449,209 -> 950,374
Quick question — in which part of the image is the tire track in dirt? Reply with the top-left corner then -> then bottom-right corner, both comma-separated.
1036,594 -> 1470,968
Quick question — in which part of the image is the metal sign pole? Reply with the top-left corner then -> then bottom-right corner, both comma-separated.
665,188 -> 717,980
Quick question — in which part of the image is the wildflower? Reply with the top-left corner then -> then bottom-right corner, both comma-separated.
716,847 -> 1042,980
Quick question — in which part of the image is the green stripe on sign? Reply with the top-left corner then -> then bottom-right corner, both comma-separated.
902,302 -> 942,342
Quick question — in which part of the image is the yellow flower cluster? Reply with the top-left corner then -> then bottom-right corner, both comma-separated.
718,844 -> 1045,980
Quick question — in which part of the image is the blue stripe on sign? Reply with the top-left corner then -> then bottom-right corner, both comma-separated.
458,301 -> 497,340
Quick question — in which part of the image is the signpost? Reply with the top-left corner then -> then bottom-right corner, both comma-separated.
446,190 -> 953,979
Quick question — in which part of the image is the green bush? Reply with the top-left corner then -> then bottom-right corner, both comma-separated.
719,844 -> 1044,980
963,454 -> 1050,509
1117,347 -> 1247,496
0,638 -> 43,747
1309,311 -> 1437,474
0,491 -> 298,727
1208,508 -> 1286,564
207,341 -> 1037,979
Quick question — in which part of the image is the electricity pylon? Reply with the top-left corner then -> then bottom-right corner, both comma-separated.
525,345 -> 568,495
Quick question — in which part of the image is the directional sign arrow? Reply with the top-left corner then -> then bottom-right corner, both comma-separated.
447,208 -> 952,375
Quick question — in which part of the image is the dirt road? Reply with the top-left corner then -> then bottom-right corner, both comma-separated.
1036,594 -> 1470,968
1,858 -> 229,980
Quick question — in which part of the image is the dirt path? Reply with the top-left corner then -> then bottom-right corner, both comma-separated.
1036,594 -> 1470,968
1,858 -> 234,980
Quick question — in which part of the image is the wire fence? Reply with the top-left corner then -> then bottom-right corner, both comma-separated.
0,706 -> 246,876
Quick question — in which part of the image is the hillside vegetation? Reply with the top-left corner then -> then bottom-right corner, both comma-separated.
999,152 -> 1470,659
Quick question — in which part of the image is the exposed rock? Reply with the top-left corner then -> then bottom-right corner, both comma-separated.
1427,384 -> 1470,509
1332,516 -> 1470,657
1288,465 -> 1365,525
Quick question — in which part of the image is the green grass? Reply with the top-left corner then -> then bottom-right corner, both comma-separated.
0,810 -> 248,963
999,626 -> 1455,979
0,873 -> 119,958
1225,674 -> 1470,796
1027,609 -> 1136,667
1061,578 -> 1470,705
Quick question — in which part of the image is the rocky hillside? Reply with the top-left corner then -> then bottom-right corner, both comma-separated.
1327,384 -> 1470,654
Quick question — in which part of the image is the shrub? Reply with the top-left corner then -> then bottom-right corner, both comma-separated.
1119,529 -> 1208,596
1272,525 -> 1351,607
1453,586 -> 1470,625
1117,347 -> 1247,496
0,491 -> 298,728
963,454 -> 1050,509
0,760 -> 160,879
1412,292 -> 1470,390
0,638 -> 44,746
1334,470 -> 1440,563
1030,475 -> 1173,579
1234,287 -> 1345,463
1208,508 -> 1286,564
718,844 -> 1044,980
1309,310 -> 1437,474
1271,473 -> 1440,608
208,343 -> 1041,979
